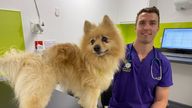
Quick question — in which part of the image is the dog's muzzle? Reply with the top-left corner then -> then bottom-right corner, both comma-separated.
93,45 -> 108,56
94,45 -> 101,53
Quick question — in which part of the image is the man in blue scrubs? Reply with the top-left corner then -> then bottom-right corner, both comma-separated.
108,6 -> 173,108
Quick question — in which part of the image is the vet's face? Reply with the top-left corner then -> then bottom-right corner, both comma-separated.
89,35 -> 110,56
135,12 -> 159,44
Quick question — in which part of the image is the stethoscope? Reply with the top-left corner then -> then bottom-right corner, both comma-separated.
122,44 -> 162,80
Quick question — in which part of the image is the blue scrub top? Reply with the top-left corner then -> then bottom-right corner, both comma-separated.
109,44 -> 173,108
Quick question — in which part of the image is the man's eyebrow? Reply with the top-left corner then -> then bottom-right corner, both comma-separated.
150,20 -> 158,22
138,20 -> 145,22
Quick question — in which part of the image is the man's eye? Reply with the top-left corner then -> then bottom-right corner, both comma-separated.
139,21 -> 145,25
101,36 -> 108,43
90,39 -> 95,45
150,22 -> 157,25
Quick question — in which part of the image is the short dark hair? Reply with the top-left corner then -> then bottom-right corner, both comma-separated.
136,6 -> 160,25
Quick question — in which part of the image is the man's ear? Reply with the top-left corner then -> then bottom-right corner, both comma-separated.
84,20 -> 96,34
157,25 -> 160,31
101,15 -> 114,27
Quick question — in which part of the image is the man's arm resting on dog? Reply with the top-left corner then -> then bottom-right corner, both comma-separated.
151,86 -> 169,108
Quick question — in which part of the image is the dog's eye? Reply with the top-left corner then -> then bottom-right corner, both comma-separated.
101,36 -> 108,43
90,39 -> 95,45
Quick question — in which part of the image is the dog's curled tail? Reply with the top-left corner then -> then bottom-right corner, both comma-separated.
43,43 -> 82,64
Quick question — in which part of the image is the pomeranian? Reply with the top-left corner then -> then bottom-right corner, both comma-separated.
0,15 -> 125,108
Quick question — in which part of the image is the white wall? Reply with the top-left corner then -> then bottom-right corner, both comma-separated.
156,0 -> 192,106
157,0 -> 192,23
117,0 -> 192,23
117,0 -> 150,23
0,0 -> 118,51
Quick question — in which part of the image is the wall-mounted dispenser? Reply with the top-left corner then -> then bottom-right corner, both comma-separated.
174,0 -> 192,11
30,21 -> 44,34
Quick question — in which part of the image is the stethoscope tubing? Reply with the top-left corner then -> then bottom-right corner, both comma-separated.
124,44 -> 162,80
150,57 -> 162,80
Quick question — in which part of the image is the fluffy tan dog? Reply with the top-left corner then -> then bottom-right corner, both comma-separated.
0,15 -> 125,108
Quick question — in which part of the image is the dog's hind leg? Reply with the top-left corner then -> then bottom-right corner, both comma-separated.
17,82 -> 56,108
17,81 -> 56,108
14,71 -> 57,108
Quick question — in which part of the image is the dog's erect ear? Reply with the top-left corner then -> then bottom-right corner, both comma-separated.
84,20 -> 96,34
102,15 -> 114,27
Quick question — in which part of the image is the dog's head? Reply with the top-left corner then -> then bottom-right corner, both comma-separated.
80,15 -> 125,63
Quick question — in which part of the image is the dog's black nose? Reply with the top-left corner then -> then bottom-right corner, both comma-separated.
94,45 -> 101,53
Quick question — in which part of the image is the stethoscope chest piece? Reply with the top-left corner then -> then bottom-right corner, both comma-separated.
122,59 -> 131,72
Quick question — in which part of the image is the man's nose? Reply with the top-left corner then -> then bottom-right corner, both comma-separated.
143,23 -> 151,30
